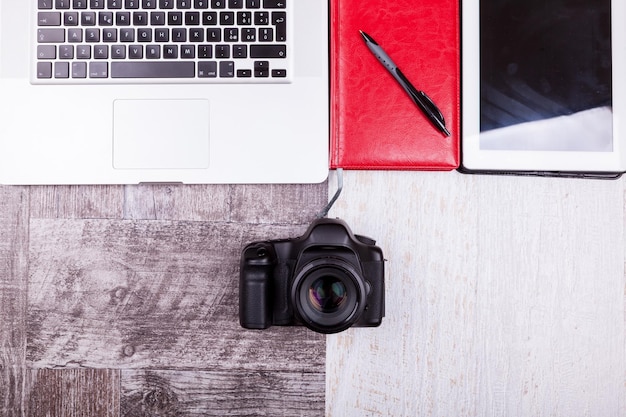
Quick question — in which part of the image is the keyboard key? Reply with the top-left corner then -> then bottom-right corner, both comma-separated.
103,28 -> 118,42
81,12 -> 96,25
128,45 -> 143,58
99,11 -> 113,26
85,28 -> 100,42
233,44 -> 246,58
111,61 -> 195,78
263,0 -> 285,8
215,44 -> 229,58
250,44 -> 285,58
271,69 -> 286,77
189,28 -> 204,42
37,29 -> 65,43
68,28 -> 83,42
254,60 -> 268,77
37,45 -> 56,59
146,45 -> 160,58
219,61 -> 234,77
237,11 -> 252,25
258,27 -> 272,42
198,44 -> 212,58
116,12 -> 131,25
202,11 -> 217,25
168,12 -> 183,25
55,0 -> 70,9
38,12 -> 61,26
76,44 -> 91,58
120,28 -> 135,41
172,28 -> 186,42
94,45 -> 108,58
272,11 -> 286,41
185,11 -> 200,25
198,61 -> 217,77
181,45 -> 195,58
254,11 -> 268,25
72,62 -> 87,78
38,0 -> 53,10
37,62 -> 53,78
89,61 -> 108,78
163,45 -> 178,58
59,45 -> 74,59
54,62 -> 69,78
206,28 -> 221,42
111,45 -> 126,59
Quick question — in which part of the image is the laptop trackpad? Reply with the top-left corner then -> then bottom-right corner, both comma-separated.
113,99 -> 210,169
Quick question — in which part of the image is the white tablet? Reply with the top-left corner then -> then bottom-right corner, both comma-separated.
461,0 -> 626,177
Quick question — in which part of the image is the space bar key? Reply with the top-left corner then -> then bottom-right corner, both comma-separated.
111,62 -> 195,78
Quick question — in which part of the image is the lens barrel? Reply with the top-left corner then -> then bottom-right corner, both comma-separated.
292,258 -> 367,334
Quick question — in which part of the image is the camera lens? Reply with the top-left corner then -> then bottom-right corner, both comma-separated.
292,258 -> 367,334
308,276 -> 347,313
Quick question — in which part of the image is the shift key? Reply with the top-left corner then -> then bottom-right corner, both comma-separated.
38,29 -> 65,43
250,45 -> 286,58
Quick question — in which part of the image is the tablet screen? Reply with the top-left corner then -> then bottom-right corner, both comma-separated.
479,0 -> 612,152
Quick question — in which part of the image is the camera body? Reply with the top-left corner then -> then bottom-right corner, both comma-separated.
239,218 -> 385,334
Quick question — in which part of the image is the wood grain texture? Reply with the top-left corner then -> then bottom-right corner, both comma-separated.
0,186 -> 29,417
326,170 -> 625,417
0,182 -> 327,416
24,369 -> 121,416
27,219 -> 324,371
121,370 -> 324,417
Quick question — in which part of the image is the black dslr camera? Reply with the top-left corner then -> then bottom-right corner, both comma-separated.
239,218 -> 385,334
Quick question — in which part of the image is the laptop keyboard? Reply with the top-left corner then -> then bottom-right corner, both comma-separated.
35,0 -> 290,83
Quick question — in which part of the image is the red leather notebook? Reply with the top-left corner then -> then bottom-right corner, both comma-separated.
330,0 -> 460,170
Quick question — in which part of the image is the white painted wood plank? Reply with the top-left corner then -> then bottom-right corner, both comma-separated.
326,171 -> 624,417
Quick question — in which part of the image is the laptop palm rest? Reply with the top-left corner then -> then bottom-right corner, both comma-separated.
113,99 -> 210,170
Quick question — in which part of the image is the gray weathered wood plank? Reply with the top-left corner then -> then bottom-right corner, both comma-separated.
29,185 -> 125,219
0,186 -> 30,417
27,219 -> 324,371
121,370 -> 324,417
23,369 -> 121,417
5,181 -> 327,417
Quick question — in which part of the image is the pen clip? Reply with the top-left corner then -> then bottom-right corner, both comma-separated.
395,69 -> 446,126
415,90 -> 446,126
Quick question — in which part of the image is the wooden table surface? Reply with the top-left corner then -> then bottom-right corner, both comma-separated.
1,170 -> 624,416
327,170 -> 624,416
0,183 -> 327,416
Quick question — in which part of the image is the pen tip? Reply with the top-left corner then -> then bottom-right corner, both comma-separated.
359,30 -> 376,44
442,127 -> 451,137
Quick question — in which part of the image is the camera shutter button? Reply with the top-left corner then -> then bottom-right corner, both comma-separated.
355,234 -> 376,245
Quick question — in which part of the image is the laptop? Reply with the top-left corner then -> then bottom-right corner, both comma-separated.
0,0 -> 329,184
461,0 -> 626,177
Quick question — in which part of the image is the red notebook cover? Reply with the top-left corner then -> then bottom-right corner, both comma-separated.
330,0 -> 460,170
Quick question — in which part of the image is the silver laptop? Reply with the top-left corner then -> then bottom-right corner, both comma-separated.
0,0 -> 329,184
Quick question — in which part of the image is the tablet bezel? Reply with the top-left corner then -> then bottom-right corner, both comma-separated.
461,0 -> 626,174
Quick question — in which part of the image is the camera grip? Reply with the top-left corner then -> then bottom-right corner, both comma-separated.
239,244 -> 274,329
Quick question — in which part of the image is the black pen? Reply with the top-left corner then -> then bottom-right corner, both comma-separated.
359,30 -> 450,137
